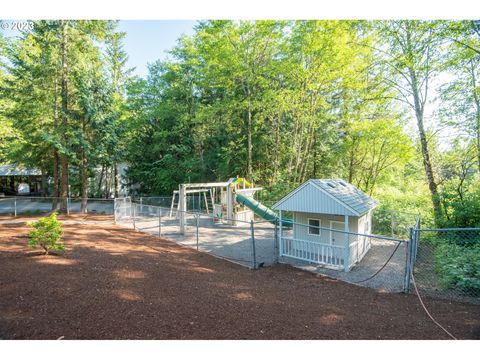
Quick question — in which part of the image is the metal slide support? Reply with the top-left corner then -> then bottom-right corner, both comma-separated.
250,220 -> 257,269
179,184 -> 186,234
169,192 -> 176,217
203,192 -> 209,215
227,186 -> 234,225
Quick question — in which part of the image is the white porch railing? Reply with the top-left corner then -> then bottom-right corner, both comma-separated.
280,237 -> 345,268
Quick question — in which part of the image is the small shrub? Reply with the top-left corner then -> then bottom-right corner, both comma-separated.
27,212 -> 64,255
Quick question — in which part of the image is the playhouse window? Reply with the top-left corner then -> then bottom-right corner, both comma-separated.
308,219 -> 321,235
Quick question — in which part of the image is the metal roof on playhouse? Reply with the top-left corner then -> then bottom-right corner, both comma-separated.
273,179 -> 378,216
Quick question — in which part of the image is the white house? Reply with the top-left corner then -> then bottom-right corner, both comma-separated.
272,179 -> 378,271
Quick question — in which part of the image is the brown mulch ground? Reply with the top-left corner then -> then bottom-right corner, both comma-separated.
0,222 -> 479,340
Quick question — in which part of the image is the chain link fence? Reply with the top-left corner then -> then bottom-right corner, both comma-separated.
0,196 -> 114,216
115,199 -> 408,292
409,227 -> 480,304
115,201 -> 275,269
372,207 -> 419,240
113,198 -> 479,301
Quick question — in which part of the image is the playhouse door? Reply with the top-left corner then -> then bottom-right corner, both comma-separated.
329,221 -> 345,246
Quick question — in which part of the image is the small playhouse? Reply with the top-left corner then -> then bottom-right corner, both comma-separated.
273,179 -> 378,271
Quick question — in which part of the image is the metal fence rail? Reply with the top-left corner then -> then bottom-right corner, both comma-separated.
0,196 -> 114,215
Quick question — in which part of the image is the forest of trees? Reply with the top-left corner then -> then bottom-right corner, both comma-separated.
1,20 -> 479,228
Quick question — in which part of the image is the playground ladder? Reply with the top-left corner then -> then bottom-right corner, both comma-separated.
169,191 -> 179,218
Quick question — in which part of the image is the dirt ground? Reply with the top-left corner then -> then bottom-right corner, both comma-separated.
0,221 -> 479,340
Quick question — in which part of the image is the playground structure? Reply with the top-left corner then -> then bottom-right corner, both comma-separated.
169,177 -> 293,234
171,177 -> 264,233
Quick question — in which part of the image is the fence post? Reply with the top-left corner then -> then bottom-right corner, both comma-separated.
158,207 -> 162,237
113,198 -> 117,224
404,228 -> 414,293
274,219 -> 278,263
413,225 -> 420,264
250,220 -> 257,270
133,203 -> 136,230
278,211 -> 283,258
14,197 -> 17,217
140,197 -> 143,213
66,197 -> 70,215
196,214 -> 199,251
343,215 -> 350,272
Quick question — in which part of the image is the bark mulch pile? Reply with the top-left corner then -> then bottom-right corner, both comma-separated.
0,221 -> 479,340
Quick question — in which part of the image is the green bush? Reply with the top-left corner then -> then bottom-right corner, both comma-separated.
27,212 -> 65,255
434,241 -> 480,295
438,178 -> 480,229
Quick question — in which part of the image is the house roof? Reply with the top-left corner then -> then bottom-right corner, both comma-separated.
272,179 -> 378,216
0,164 -> 41,176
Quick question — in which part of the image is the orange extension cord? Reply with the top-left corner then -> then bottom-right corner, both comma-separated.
411,273 -> 458,340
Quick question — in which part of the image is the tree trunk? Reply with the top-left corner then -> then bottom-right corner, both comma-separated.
97,164 -> 105,196
114,162 -> 119,198
80,118 -> 88,213
59,20 -> 69,214
51,71 -> 60,211
52,150 -> 60,211
410,71 -> 441,223
105,167 -> 111,198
